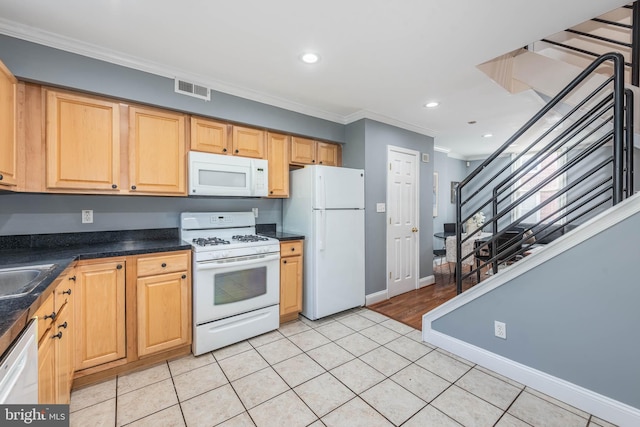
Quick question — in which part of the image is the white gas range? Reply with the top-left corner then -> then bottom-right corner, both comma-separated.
180,212 -> 280,355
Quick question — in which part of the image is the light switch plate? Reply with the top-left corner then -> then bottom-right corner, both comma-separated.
376,203 -> 386,213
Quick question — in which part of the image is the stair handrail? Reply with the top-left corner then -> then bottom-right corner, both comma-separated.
455,52 -> 629,294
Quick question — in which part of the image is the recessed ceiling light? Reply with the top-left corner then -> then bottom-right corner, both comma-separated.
301,52 -> 320,64
424,101 -> 439,108
482,133 -> 493,138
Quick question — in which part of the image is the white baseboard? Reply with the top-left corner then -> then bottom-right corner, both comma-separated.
422,329 -> 640,427
365,290 -> 388,306
419,275 -> 435,288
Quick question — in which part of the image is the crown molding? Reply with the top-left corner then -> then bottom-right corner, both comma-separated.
344,110 -> 438,138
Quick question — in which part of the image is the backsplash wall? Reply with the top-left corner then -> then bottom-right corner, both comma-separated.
0,193 -> 282,236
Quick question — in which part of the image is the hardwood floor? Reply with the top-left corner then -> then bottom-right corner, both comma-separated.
367,263 -> 478,330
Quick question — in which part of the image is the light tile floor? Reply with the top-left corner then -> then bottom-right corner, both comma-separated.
69,308 -> 618,427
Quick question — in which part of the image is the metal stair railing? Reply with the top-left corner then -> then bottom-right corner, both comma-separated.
454,52 -> 633,294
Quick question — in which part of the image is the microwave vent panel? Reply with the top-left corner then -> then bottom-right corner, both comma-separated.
174,78 -> 211,101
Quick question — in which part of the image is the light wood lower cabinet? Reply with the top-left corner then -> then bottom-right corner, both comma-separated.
279,240 -> 303,323
74,259 -> 126,371
36,265 -> 76,404
136,252 -> 191,357
36,292 -> 56,404
71,250 -> 192,388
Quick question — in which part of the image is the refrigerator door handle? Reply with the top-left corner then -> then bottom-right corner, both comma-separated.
318,209 -> 326,251
318,174 -> 326,210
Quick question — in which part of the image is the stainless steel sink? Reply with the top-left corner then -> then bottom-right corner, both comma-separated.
0,264 -> 57,300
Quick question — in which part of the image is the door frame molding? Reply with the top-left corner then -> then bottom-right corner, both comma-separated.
386,144 -> 420,299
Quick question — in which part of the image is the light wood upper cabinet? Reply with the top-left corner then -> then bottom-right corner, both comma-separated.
0,60 -> 17,188
191,116 -> 229,154
232,125 -> 265,159
290,137 -> 316,165
316,142 -> 340,166
267,132 -> 289,198
290,137 -> 341,167
136,251 -> 191,357
75,259 -> 126,371
279,240 -> 303,323
46,90 -> 121,191
129,106 -> 187,195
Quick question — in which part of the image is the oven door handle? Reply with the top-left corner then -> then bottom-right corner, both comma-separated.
196,253 -> 280,269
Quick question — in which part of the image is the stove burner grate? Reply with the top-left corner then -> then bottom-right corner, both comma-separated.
192,237 -> 230,246
232,234 -> 270,243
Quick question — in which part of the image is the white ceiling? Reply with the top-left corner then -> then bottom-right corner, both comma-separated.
0,0 -> 630,158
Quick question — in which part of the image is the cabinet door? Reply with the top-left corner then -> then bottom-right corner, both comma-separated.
0,60 -> 17,188
280,253 -> 303,320
290,137 -> 316,165
46,90 -> 121,191
38,329 -> 56,404
54,304 -> 72,404
129,106 -> 186,195
137,271 -> 190,357
54,269 -> 75,404
316,142 -> 339,166
191,117 -> 229,154
266,132 -> 289,198
231,125 -> 265,158
75,261 -> 126,370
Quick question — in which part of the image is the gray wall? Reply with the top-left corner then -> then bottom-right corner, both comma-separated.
432,151 -> 467,249
0,193 -> 282,236
346,119 -> 434,295
0,35 -> 344,143
432,211 -> 640,408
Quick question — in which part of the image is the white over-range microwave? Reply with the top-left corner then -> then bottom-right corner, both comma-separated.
189,151 -> 268,197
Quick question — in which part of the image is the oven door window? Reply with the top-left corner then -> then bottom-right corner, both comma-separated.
214,266 -> 267,305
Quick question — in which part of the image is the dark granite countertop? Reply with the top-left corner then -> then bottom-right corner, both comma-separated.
0,229 -> 190,358
256,223 -> 305,241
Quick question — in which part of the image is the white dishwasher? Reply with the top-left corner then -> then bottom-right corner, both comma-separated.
0,319 -> 38,404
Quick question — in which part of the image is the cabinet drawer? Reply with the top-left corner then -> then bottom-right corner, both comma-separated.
137,253 -> 189,277
280,241 -> 303,257
34,292 -> 55,342
54,273 -> 75,312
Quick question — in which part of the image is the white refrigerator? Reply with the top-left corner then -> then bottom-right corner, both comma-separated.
283,166 -> 365,320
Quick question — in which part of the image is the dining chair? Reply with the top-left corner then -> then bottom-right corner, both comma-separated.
433,248 -> 452,279
443,223 -> 456,234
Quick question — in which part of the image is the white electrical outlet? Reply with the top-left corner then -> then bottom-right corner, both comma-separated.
494,321 -> 507,339
252,208 -> 259,218
82,210 -> 93,224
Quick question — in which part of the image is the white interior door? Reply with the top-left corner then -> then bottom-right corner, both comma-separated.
386,146 -> 419,298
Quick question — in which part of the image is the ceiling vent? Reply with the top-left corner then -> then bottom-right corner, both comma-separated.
174,78 -> 211,101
